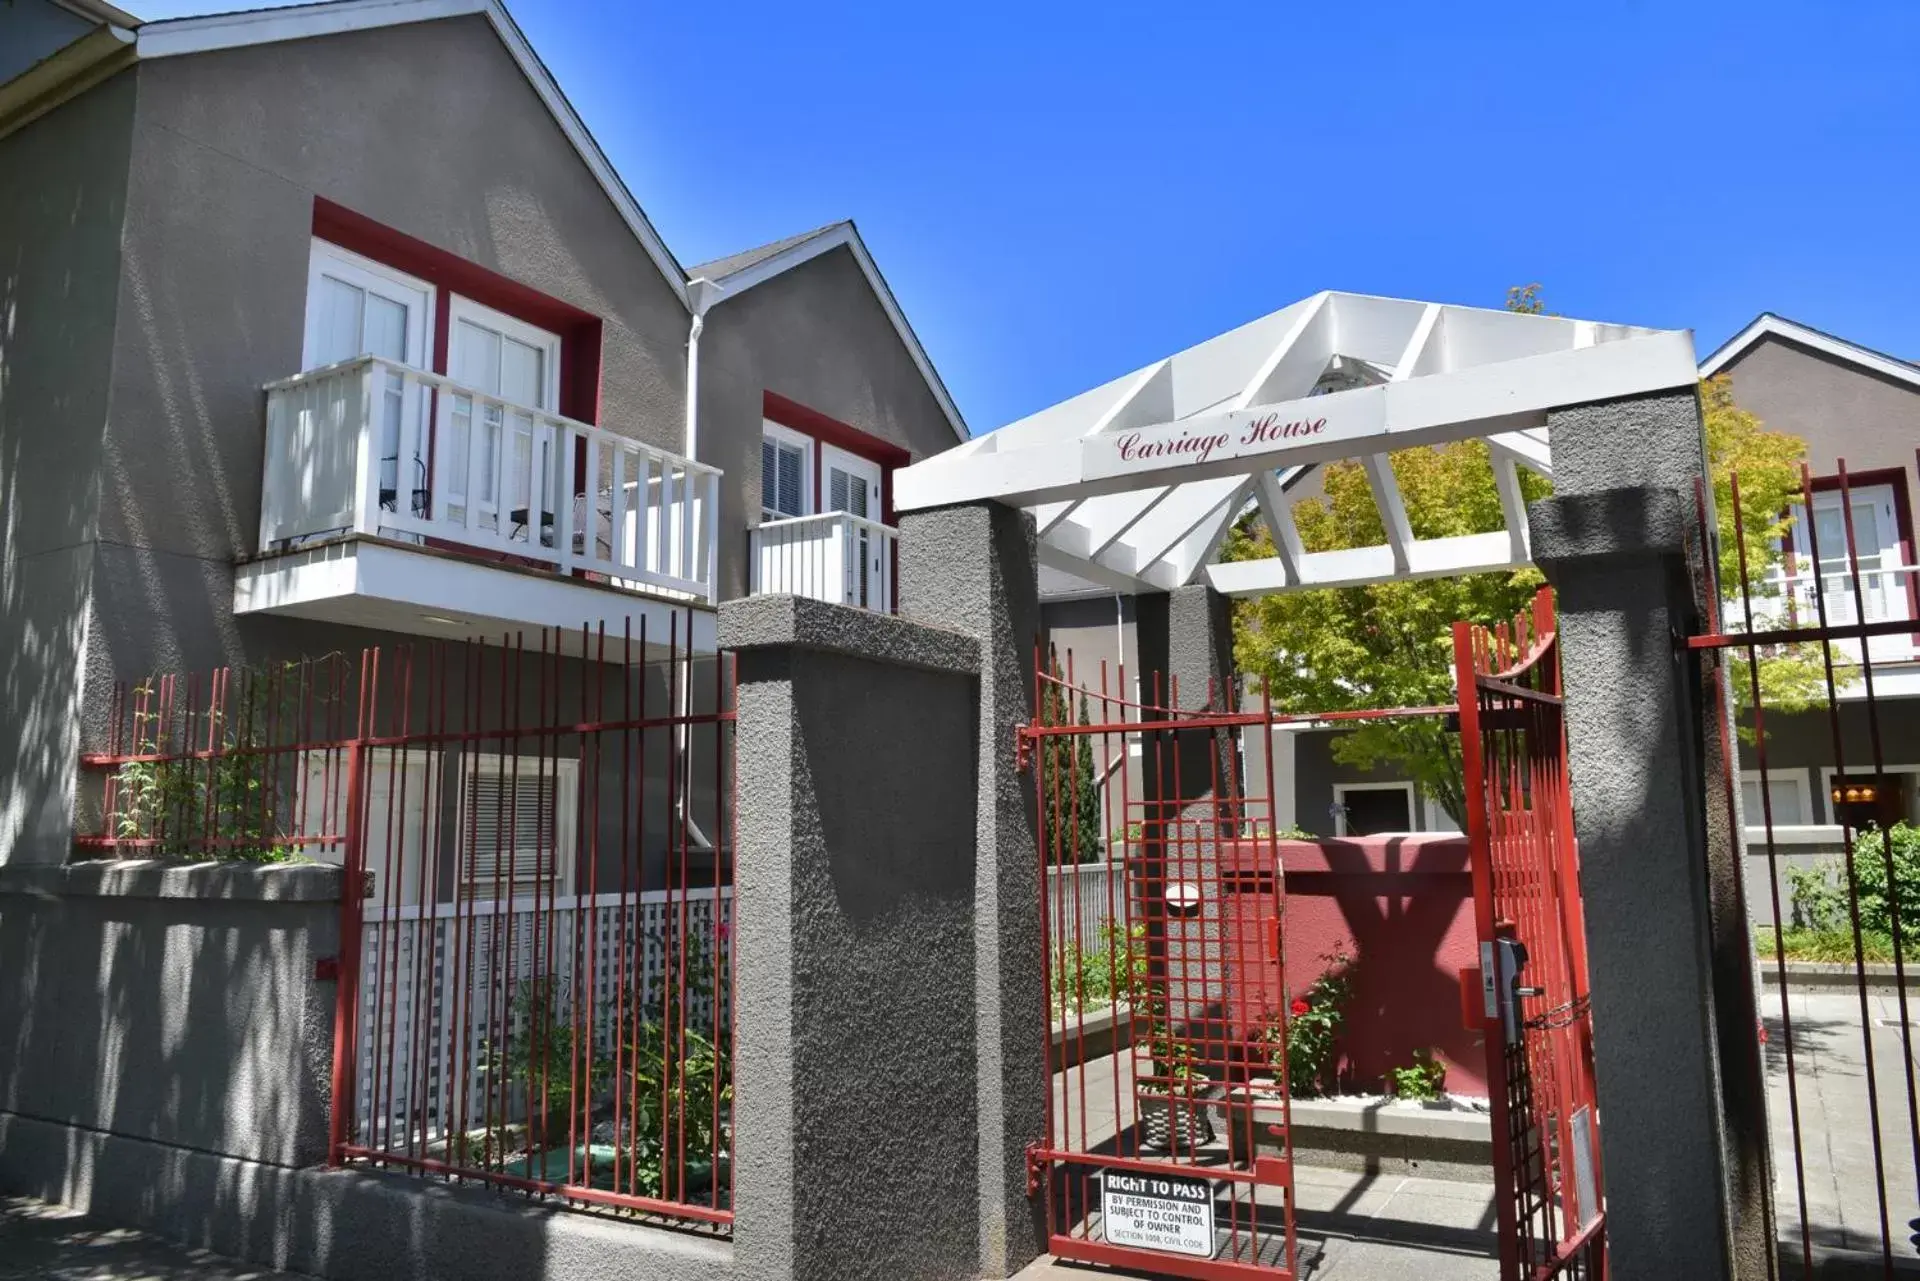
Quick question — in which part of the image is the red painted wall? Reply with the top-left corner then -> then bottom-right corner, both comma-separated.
1220,835 -> 1487,1098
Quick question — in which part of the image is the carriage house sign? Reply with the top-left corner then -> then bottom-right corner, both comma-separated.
1082,385 -> 1389,483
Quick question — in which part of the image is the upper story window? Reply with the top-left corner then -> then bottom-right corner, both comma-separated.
1788,480 -> 1911,625
304,241 -> 432,371
762,421 -> 811,521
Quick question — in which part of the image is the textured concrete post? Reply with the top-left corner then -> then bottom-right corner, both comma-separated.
896,502 -> 1047,1279
1531,387 -> 1772,1281
721,595 -> 984,1281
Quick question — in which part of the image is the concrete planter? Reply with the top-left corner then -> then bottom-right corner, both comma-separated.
1761,959 -> 1920,993
1217,1087 -> 1494,1183
1049,1001 -> 1135,1069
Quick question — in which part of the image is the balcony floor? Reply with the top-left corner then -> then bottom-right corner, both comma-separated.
234,535 -> 715,655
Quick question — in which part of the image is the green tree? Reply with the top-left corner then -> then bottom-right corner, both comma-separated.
1226,287 -> 1822,826
1037,661 -> 1104,861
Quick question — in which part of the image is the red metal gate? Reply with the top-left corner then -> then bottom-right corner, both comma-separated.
1023,653 -> 1300,1279
1453,588 -> 1606,1279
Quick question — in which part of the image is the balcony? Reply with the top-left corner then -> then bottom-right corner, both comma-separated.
751,512 -> 898,613
236,356 -> 720,649
1732,560 -> 1919,677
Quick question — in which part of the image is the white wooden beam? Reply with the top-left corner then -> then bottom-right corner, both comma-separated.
1493,454 -> 1531,563
1361,454 -> 1413,575
1252,471 -> 1304,586
1206,530 -> 1525,597
1487,429 -> 1552,476
1234,292 -> 1335,409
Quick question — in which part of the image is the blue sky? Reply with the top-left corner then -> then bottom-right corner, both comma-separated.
136,0 -> 1920,434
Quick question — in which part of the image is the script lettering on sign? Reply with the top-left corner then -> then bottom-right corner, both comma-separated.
1082,386 -> 1387,485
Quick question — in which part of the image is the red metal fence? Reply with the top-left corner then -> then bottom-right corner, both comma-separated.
78,612 -> 736,1231
1454,589 -> 1605,1280
1690,464 -> 1920,1275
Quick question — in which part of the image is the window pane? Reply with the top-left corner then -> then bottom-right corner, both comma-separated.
454,320 -> 501,394
363,293 -> 407,362
777,442 -> 803,517
1743,777 -> 1806,826
501,337 -> 544,409
315,276 -> 365,366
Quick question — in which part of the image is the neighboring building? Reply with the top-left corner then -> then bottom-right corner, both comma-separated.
0,0 -> 963,868
1040,312 -> 1920,852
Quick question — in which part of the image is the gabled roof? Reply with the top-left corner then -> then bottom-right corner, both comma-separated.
1701,312 -> 1920,392
901,290 -> 1695,598
689,221 -> 969,444
68,0 -> 690,307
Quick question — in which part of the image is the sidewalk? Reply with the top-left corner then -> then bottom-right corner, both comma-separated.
0,1196 -> 310,1281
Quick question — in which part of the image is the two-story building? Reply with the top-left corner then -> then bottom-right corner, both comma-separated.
0,0 -> 964,873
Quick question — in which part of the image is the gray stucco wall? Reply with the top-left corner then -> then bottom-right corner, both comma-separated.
0,71 -> 136,864
699,245 -> 964,602
0,861 -> 341,1168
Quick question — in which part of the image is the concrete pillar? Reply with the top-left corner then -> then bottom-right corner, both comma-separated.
720,595 -> 984,1281
1531,387 -> 1772,1281
896,502 -> 1047,1279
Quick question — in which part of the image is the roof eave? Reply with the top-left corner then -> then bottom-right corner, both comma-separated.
692,223 -> 970,443
1701,313 -> 1920,391
0,23 -> 136,142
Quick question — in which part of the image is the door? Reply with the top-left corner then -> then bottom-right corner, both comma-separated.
1453,590 -> 1606,1279
304,242 -> 432,517
1790,483 -> 1911,661
822,445 -> 887,610
444,300 -> 564,548
1022,654 -> 1299,1279
1334,785 -> 1412,836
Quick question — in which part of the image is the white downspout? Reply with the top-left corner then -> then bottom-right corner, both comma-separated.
679,285 -> 717,852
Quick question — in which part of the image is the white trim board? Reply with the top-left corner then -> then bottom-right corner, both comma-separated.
1701,313 -> 1920,391
130,0 -> 690,308
690,222 -> 969,444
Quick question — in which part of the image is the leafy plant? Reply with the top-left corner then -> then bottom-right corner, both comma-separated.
1039,661 -> 1104,862
1051,922 -> 1149,1017
1788,822 -> 1920,947
1265,953 -> 1353,1097
1755,924 -> 1896,964
1387,1048 -> 1448,1102
112,668 -> 307,863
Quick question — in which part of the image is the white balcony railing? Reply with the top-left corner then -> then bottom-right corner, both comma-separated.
1728,561 -> 1917,664
751,511 -> 898,613
259,355 -> 719,602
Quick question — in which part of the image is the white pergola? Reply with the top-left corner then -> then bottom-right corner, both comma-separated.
896,291 -> 1699,596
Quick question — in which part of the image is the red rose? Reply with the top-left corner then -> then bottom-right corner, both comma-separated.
1290,998 -> 1311,1017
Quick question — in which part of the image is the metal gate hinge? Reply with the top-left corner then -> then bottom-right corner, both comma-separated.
1024,1141 -> 1046,1196
1013,721 -> 1033,773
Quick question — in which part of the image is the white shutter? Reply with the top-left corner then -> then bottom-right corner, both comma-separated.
458,759 -> 576,903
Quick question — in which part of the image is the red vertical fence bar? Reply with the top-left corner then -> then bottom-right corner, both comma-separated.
71,614 -> 737,1232
1689,463 -> 1920,1275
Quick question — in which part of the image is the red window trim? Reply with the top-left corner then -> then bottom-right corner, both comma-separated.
762,390 -> 909,525
311,198 -> 604,425
1803,465 -> 1920,634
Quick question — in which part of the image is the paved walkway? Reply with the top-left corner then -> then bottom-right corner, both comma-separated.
1764,983 -> 1920,1260
0,1196 -> 310,1280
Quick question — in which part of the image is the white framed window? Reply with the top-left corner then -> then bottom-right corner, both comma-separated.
761,420 -> 813,522
455,754 -> 579,905
298,747 -> 444,911
1789,482 -> 1910,625
1331,781 -> 1416,837
443,298 -> 565,535
1740,770 -> 1812,828
303,240 -> 433,372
